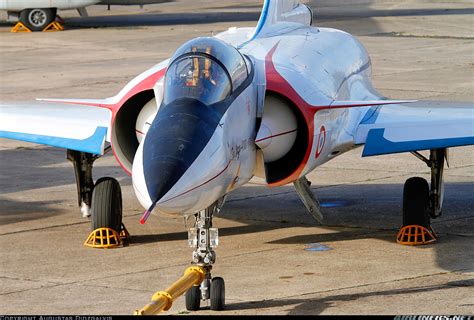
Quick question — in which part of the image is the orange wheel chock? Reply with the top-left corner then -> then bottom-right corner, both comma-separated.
10,21 -> 64,33
396,225 -> 437,246
10,22 -> 31,33
43,21 -> 64,32
84,224 -> 130,249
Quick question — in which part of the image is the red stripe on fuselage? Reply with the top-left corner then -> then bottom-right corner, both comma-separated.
159,160 -> 233,204
46,67 -> 167,176
265,43 -> 393,186
255,128 -> 298,143
110,68 -> 167,175
265,42 -> 320,187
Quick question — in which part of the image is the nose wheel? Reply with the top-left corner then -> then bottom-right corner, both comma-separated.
185,285 -> 201,311
210,277 -> 225,311
185,276 -> 225,311
185,201 -> 226,311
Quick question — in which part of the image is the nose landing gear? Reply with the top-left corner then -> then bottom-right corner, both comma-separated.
185,202 -> 225,311
136,199 -> 226,315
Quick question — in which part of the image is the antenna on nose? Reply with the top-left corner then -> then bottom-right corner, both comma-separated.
140,202 -> 157,224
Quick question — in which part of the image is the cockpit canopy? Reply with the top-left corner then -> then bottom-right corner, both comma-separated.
163,37 -> 249,106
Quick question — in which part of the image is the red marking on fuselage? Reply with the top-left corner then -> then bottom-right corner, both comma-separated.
110,68 -> 167,175
45,67 -> 167,176
140,160 -> 232,224
255,128 -> 298,143
265,42 -> 319,187
160,160 -> 232,204
264,42 -> 391,186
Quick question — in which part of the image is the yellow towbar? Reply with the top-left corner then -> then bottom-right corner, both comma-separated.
134,266 -> 206,315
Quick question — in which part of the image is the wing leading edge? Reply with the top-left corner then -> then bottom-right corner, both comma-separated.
355,101 -> 474,157
0,102 -> 112,155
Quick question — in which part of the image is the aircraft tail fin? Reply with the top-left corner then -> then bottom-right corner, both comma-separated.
249,0 -> 313,41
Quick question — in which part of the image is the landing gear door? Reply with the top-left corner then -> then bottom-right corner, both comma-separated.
252,57 -> 266,119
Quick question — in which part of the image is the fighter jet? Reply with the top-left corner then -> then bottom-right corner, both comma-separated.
1,0 -> 473,311
0,0 -> 169,31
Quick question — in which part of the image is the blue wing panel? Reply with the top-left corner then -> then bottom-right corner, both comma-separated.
362,128 -> 474,157
0,126 -> 107,155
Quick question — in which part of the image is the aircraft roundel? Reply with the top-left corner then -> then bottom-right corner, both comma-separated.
315,126 -> 326,159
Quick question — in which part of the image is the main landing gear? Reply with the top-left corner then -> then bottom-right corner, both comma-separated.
20,8 -> 57,31
67,148 -> 128,248
10,8 -> 64,33
397,148 -> 446,245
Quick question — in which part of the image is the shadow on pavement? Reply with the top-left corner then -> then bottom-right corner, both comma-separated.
0,147 -> 130,194
224,278 -> 474,314
0,198 -> 62,225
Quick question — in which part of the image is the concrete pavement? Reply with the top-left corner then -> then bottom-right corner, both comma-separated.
0,0 -> 473,315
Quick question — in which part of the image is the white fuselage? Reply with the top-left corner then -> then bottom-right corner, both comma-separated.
132,77 -> 259,215
131,25 -> 384,216
235,25 -> 381,180
0,0 -> 101,11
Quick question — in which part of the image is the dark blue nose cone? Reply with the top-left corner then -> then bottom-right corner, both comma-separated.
142,98 -> 221,205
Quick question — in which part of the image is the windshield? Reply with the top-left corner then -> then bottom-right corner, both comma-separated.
170,37 -> 248,89
163,55 -> 232,105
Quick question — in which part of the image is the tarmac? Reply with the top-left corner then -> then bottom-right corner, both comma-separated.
0,0 -> 473,315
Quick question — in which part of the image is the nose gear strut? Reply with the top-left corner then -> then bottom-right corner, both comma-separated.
135,198 -> 226,314
186,199 -> 225,311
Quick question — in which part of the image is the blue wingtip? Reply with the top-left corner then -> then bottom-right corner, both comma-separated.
362,128 -> 474,157
0,126 -> 107,155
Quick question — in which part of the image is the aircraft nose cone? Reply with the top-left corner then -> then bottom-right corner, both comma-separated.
142,98 -> 221,207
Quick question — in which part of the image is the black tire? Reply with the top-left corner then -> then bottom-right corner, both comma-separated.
403,177 -> 430,228
210,277 -> 225,311
20,8 -> 56,31
91,177 -> 122,231
185,285 -> 201,311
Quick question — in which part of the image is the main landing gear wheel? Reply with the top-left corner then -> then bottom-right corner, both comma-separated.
185,285 -> 201,311
20,8 -> 57,31
91,177 -> 123,231
403,177 -> 430,228
210,277 -> 225,311
84,177 -> 129,248
397,177 -> 437,245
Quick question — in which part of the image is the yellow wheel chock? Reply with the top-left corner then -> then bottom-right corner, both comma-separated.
43,21 -> 64,32
396,225 -> 437,246
10,22 -> 31,33
84,224 -> 130,249
135,266 -> 206,315
10,21 -> 64,33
